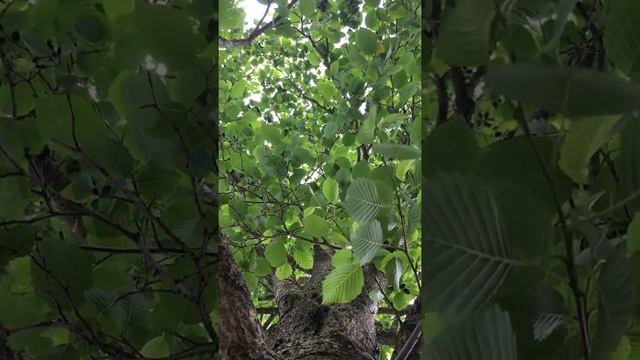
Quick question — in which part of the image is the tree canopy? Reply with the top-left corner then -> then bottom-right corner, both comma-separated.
0,0 -> 217,358
219,0 -> 421,358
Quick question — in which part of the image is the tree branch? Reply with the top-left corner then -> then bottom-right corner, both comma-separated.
427,0 -> 442,37
219,0 -> 299,47
78,245 -> 217,257
432,73 -> 448,126
392,320 -> 421,360
376,323 -> 401,346
450,66 -> 475,122
512,103 -> 591,359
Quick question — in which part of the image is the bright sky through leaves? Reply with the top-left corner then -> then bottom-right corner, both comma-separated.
240,0 -> 269,30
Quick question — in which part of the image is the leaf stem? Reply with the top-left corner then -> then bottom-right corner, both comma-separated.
513,103 -> 591,359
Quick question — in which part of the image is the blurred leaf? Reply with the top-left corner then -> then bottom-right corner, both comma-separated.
559,116 -> 618,184
303,214 -> 330,237
426,304 -> 518,359
435,0 -> 495,66
424,174 -> 515,321
140,336 -> 169,358
355,28 -> 378,55
604,0 -> 640,76
372,143 -> 421,160
592,244 -> 635,360
487,64 -> 640,116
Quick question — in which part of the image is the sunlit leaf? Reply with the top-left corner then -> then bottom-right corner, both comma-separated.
322,262 -> 364,304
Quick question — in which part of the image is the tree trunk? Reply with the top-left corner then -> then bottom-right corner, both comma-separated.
218,239 -> 421,360
266,246 -> 382,359
218,242 -> 279,360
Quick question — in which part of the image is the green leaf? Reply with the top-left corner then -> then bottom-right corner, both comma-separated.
299,0 -> 316,18
351,220 -> 383,265
293,241 -> 313,270
322,178 -> 339,203
230,80 -> 247,98
356,105 -> 377,144
219,0 -> 245,31
330,61 -> 340,76
103,0 -> 135,17
424,174 -> 515,321
365,11 -> 378,30
35,95 -> 73,143
559,116 -> 619,184
528,287 -> 570,343
114,3 -> 201,69
609,336 -> 631,360
395,159 -> 414,180
87,138 -> 136,178
487,64 -> 640,116
345,178 -> 385,223
483,179 -> 552,260
475,136 -> 571,213
322,262 -> 364,304
332,249 -> 354,267
619,118 -> 640,211
255,257 -> 272,277
265,240 -> 287,268
424,118 -> 481,177
604,0 -> 640,75
592,244 -> 635,360
308,49 -> 321,66
381,112 -> 407,124
628,213 -> 640,255
328,232 -> 349,245
275,263 -> 293,280
543,0 -> 578,51
75,13 -> 106,42
382,253 -> 404,291
406,199 -> 420,238
0,225 -> 35,269
435,0 -> 495,66
135,167 -> 180,200
425,304 -> 518,359
140,335 -> 169,358
32,237 -> 94,293
322,121 -> 338,139
629,324 -> 640,359
303,214 -> 330,237
0,258 -> 49,328
317,79 -> 337,99
32,345 -> 78,360
372,143 -> 421,160
355,28 -> 378,55
397,83 -> 419,107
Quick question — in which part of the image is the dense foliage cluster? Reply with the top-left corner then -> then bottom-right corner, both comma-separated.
0,0 -> 217,358
220,0 -> 421,358
423,0 -> 640,359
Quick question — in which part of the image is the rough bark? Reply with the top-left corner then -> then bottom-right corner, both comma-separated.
219,241 -> 391,360
267,246 -> 384,359
218,242 -> 280,360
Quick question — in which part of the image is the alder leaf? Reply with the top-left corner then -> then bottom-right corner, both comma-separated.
322,262 -> 364,304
